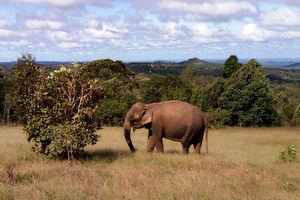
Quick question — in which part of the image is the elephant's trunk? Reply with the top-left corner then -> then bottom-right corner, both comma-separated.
123,119 -> 136,152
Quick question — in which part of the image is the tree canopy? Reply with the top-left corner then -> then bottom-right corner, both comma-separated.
222,55 -> 242,78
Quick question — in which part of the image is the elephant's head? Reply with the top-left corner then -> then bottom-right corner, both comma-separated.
123,102 -> 152,152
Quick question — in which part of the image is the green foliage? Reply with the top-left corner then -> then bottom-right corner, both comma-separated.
222,55 -> 242,78
207,108 -> 231,128
12,54 -> 41,123
13,57 -> 101,159
198,78 -> 225,111
271,85 -> 299,126
219,59 -> 275,126
278,145 -> 297,162
140,74 -> 193,103
83,59 -> 134,80
180,64 -> 195,82
0,66 -> 4,121
292,103 -> 300,126
282,181 -> 297,191
97,96 -> 136,126
83,59 -> 137,126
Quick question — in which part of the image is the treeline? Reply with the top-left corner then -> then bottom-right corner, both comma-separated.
1,54 -> 299,159
1,54 -> 300,128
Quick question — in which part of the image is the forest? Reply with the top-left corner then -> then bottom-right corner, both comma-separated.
0,54 -> 299,159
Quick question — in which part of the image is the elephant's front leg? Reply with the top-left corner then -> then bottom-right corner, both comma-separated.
147,130 -> 155,152
155,138 -> 164,153
147,130 -> 164,153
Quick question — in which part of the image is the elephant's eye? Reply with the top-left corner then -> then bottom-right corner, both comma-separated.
131,120 -> 138,125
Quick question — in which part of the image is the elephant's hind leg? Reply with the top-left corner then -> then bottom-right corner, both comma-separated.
181,127 -> 196,154
193,142 -> 202,154
193,130 -> 205,154
182,146 -> 190,154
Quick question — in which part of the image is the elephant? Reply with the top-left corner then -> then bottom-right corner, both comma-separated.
123,100 -> 208,154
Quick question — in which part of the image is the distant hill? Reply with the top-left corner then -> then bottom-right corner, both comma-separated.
125,57 -> 223,77
1,58 -> 300,84
0,61 -> 72,68
280,63 -> 300,69
265,68 -> 300,84
0,61 -> 16,67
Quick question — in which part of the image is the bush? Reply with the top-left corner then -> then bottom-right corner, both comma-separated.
278,145 -> 297,162
14,58 -> 102,159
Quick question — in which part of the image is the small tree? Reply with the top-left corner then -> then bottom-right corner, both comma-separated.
13,56 -> 102,159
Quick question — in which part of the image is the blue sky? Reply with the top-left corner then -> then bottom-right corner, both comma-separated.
0,0 -> 300,61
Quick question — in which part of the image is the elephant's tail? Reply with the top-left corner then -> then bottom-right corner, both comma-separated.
205,121 -> 208,154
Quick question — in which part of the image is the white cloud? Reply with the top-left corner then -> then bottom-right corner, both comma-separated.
238,22 -> 300,42
85,17 -> 100,28
0,29 -> 26,37
0,39 -> 29,47
13,0 -> 81,7
190,23 -> 219,43
12,0 -> 110,8
25,19 -> 65,30
83,23 -> 127,39
46,31 -> 73,41
57,42 -> 83,49
0,19 -> 7,27
158,0 -> 257,16
84,28 -> 118,39
161,22 -> 185,38
261,7 -> 300,27
239,23 -> 276,42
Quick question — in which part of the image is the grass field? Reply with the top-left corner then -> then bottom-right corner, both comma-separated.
0,126 -> 300,200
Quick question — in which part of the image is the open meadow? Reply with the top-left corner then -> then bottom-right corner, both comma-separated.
0,126 -> 300,200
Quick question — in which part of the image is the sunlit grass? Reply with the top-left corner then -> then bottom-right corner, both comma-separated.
0,126 -> 300,199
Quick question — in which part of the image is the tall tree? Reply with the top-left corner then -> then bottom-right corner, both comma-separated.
222,55 -> 242,78
12,53 -> 41,123
219,59 -> 275,126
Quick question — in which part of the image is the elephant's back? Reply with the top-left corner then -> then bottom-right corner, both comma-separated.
151,100 -> 199,123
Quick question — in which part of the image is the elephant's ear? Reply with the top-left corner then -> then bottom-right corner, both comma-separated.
141,109 -> 152,125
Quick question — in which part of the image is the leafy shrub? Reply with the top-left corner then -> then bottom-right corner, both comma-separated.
278,145 -> 297,162
14,57 -> 102,159
282,181 -> 297,191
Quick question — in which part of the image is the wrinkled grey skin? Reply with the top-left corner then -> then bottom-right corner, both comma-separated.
123,100 -> 208,154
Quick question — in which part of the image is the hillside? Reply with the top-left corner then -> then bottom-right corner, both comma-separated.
265,68 -> 300,84
125,58 -> 223,77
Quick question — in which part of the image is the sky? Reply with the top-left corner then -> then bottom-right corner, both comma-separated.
0,0 -> 300,61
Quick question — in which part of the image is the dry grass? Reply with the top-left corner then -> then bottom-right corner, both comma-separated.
0,126 -> 300,200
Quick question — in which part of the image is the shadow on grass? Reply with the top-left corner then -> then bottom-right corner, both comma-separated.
83,148 -> 133,163
165,150 -> 181,154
